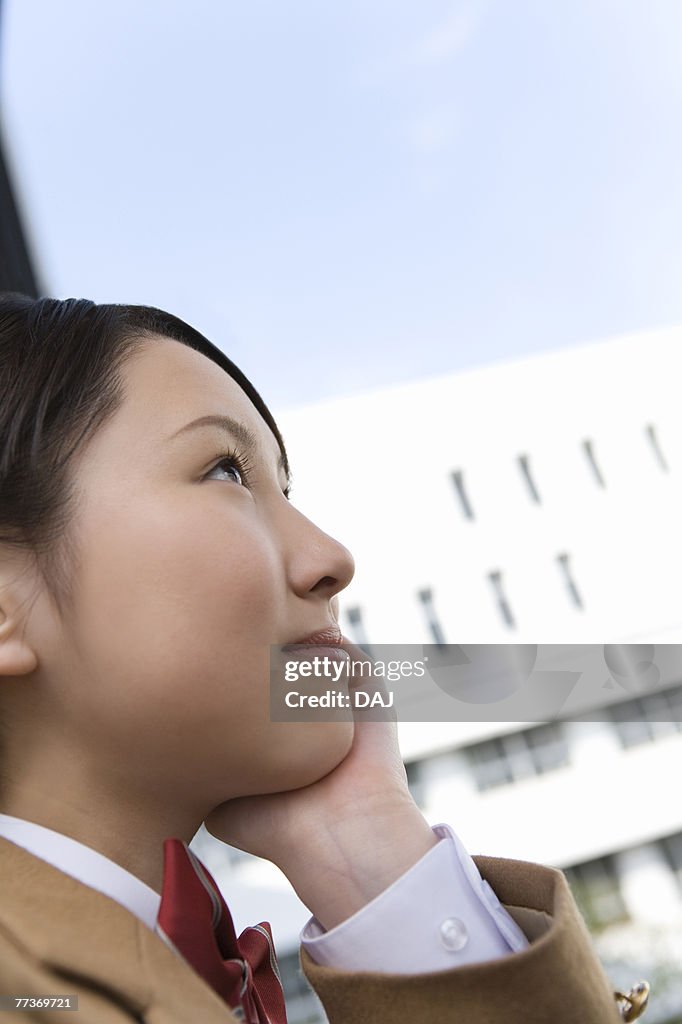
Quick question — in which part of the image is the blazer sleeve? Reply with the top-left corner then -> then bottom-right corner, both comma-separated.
300,854 -> 625,1023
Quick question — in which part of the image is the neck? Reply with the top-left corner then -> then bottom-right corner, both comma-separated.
0,774 -> 205,895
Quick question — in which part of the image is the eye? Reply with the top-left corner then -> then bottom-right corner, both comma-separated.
204,449 -> 253,487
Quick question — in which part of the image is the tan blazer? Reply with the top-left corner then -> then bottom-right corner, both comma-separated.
0,836 -> 631,1022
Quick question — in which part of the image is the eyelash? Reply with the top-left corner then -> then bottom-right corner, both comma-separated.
205,447 -> 291,499
205,447 -> 254,487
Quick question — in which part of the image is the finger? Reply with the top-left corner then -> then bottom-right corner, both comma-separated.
340,636 -> 397,719
339,636 -> 400,763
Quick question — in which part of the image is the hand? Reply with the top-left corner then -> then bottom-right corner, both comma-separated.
204,637 -> 438,929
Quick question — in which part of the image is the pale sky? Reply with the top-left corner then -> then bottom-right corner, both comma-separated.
2,0 -> 682,408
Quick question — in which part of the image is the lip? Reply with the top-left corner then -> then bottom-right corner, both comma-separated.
284,624 -> 343,647
281,644 -> 349,665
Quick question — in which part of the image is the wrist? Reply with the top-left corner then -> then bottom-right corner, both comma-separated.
277,795 -> 439,930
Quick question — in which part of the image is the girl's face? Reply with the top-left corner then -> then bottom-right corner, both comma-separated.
19,337 -> 356,810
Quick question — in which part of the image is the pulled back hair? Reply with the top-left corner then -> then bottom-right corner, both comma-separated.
0,293 -> 289,615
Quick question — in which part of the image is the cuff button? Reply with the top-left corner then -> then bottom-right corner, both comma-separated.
440,917 -> 469,952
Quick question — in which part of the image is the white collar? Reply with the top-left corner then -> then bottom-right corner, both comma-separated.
0,813 -> 161,932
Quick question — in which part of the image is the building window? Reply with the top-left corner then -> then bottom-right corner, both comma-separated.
417,587 -> 447,645
464,723 -> 569,792
467,736 -> 514,791
563,856 -> 629,931
556,552 -> 584,609
524,724 -> 571,774
450,469 -> 474,519
609,685 -> 682,748
276,949 -> 323,1020
487,569 -> 516,628
659,831 -> 682,893
345,605 -> 371,653
645,423 -> 669,471
581,438 -> 606,487
405,760 -> 426,808
517,453 -> 541,503
277,950 -> 310,999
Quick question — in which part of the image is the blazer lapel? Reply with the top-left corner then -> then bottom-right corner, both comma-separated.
0,836 -> 237,1023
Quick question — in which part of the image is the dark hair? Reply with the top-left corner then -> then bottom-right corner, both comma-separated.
0,293 -> 290,614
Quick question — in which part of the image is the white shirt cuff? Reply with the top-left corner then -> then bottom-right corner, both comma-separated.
300,822 -> 529,974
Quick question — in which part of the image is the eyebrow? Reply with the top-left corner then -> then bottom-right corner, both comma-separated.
168,414 -> 292,490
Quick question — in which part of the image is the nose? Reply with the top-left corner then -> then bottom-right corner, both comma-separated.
285,507 -> 355,604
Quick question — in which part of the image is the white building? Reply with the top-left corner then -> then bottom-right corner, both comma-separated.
193,327 -> 682,1023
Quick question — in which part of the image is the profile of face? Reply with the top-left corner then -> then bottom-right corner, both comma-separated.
3,336 -> 356,817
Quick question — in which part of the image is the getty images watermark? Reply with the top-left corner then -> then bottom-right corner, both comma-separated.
269,644 -> 682,723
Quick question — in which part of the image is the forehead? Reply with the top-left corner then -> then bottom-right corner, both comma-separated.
114,335 -> 283,466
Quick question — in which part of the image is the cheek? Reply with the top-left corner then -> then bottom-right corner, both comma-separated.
70,502 -> 280,717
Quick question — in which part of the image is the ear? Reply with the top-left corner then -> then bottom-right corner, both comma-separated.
0,585 -> 38,678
